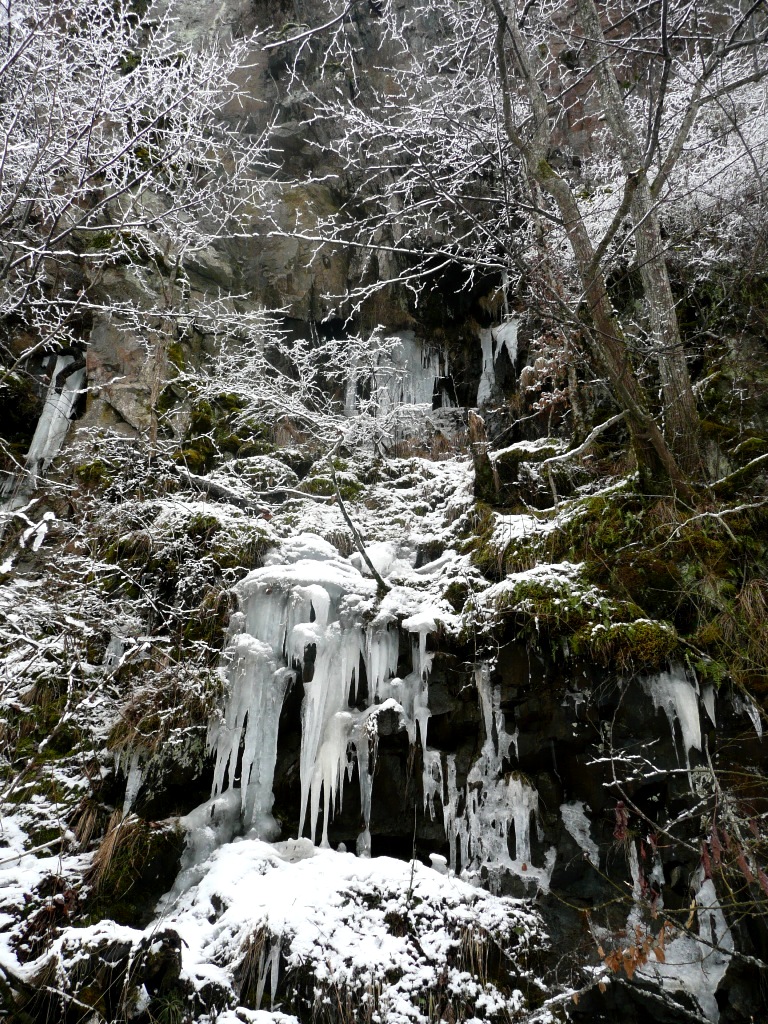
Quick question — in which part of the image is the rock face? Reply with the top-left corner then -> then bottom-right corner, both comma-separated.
2,3 -> 768,1024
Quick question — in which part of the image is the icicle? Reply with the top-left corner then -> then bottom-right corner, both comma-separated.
560,801 -> 599,867
475,663 -> 495,752
370,332 -> 444,414
308,711 -> 354,848
24,355 -> 86,487
701,680 -> 716,727
422,748 -> 443,820
209,635 -> 293,839
365,624 -> 400,699
492,320 -> 518,371
477,328 -> 495,406
208,535 -> 443,852
643,666 -> 702,768
733,691 -> 763,738
490,683 -> 514,763
299,623 -> 364,842
122,750 -> 143,815
438,664 -> 553,890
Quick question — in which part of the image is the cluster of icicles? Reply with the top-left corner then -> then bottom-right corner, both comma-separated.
207,534 -> 545,882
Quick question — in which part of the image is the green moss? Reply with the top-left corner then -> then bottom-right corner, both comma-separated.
300,476 -> 335,497
174,435 -> 216,472
443,580 -> 470,613
574,619 -> 679,671
238,440 -> 275,458
182,589 -> 231,647
156,385 -> 179,415
75,460 -> 110,487
184,514 -> 220,542
0,373 -> 40,463
731,435 -> 768,458
84,231 -> 118,251
167,342 -> 186,370
214,392 -> 248,413
189,400 -> 214,434
215,431 -> 242,455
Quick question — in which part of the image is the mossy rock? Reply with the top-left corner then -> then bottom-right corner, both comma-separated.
189,400 -> 214,434
238,439 -> 275,458
443,579 -> 470,613
75,460 -> 110,488
0,373 -> 41,464
492,438 -> 565,479
574,619 -> 679,671
174,438 -> 215,472
183,588 -> 233,647
299,472 -> 362,502
273,447 -> 315,478
299,477 -> 335,497
183,514 -> 220,542
460,502 -> 519,580
87,817 -> 185,927
234,455 -> 299,491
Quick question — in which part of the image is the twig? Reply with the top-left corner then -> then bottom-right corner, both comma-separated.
539,412 -> 625,470
330,465 -> 390,595
262,3 -> 360,51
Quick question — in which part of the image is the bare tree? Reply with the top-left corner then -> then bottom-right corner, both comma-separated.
275,0 -> 768,496
0,0 -> 272,434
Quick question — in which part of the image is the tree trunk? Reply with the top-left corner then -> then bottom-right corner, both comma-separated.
536,163 -> 693,500
489,0 -> 694,498
575,0 -> 701,475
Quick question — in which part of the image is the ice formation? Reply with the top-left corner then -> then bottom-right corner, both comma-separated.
560,801 -> 599,868
205,536 -> 552,890
643,666 -> 702,768
476,319 -> 519,405
732,691 -> 763,738
208,535 -> 439,853
439,666 -> 553,890
638,873 -> 733,1021
345,332 -> 451,417
25,355 -> 86,486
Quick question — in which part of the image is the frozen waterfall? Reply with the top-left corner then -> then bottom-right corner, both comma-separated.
209,534 -> 439,853
207,533 -> 553,888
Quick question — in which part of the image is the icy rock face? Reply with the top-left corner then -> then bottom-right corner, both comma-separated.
25,355 -> 86,483
439,665 -> 554,891
346,332 -> 452,417
207,533 -> 552,889
200,524 -> 559,899
208,534 -> 437,853
3,354 -> 86,502
477,319 -> 518,406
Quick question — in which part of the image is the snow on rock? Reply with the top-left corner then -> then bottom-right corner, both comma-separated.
161,838 -> 544,1022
